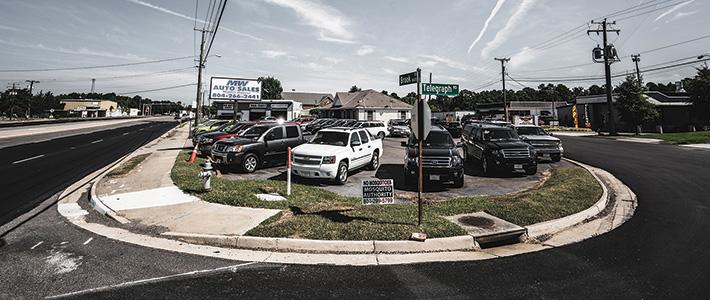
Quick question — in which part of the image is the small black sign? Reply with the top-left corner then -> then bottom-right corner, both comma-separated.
399,71 -> 418,86
362,179 -> 395,205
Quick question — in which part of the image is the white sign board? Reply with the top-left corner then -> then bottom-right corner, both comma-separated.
210,77 -> 261,101
362,179 -> 395,205
410,99 -> 431,140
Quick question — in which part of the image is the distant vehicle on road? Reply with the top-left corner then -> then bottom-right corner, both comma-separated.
461,124 -> 537,176
387,119 -> 411,137
512,125 -> 563,162
291,127 -> 382,185
211,123 -> 307,173
354,121 -> 387,140
402,125 -> 464,187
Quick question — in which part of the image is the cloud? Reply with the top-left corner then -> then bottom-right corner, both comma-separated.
384,56 -> 410,63
0,39 -> 146,61
509,46 -> 541,69
418,54 -> 473,72
654,0 -> 695,22
126,0 -> 263,41
323,57 -> 343,64
0,24 -> 20,32
481,0 -> 537,58
383,68 -> 397,75
468,0 -> 506,54
665,10 -> 698,23
264,0 -> 355,43
356,45 -> 375,56
262,50 -> 288,58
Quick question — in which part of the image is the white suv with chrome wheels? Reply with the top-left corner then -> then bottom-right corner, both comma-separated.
291,127 -> 383,185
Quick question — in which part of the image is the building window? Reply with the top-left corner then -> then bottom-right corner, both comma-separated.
367,110 -> 374,121
399,110 -> 407,119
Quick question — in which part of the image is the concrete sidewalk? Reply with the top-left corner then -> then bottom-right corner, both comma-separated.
93,123 -> 280,236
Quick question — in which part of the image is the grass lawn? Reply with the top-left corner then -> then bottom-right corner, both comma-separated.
172,151 -> 602,240
645,131 -> 710,144
107,153 -> 151,177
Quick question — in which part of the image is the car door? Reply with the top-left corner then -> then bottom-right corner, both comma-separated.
283,125 -> 302,149
263,127 -> 287,164
471,127 -> 484,160
357,130 -> 373,163
349,132 -> 366,169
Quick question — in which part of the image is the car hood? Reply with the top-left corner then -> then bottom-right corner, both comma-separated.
520,135 -> 560,142
485,140 -> 531,150
293,143 -> 348,156
217,137 -> 260,146
201,132 -> 231,139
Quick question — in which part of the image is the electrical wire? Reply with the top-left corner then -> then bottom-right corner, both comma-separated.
204,0 -> 227,59
117,83 -> 197,95
0,56 -> 194,73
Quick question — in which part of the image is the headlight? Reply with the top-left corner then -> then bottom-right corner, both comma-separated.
322,156 -> 336,164
452,155 -> 462,166
405,156 -> 418,164
495,149 -> 504,157
227,145 -> 242,152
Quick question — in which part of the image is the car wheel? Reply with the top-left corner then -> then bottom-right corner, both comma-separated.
453,173 -> 464,188
525,166 -> 538,175
377,132 -> 385,140
335,161 -> 348,185
242,153 -> 259,173
551,154 -> 561,162
368,151 -> 380,170
481,156 -> 489,175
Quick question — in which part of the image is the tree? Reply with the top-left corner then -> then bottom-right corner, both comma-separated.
588,85 -> 605,95
381,90 -> 388,95
615,75 -> 659,134
349,85 -> 362,93
401,92 -> 418,105
685,66 -> 710,126
389,92 -> 400,99
258,76 -> 283,99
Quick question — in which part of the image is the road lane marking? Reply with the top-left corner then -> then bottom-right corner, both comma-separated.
12,154 -> 44,164
91,139 -> 103,144
46,262 -> 259,299
82,238 -> 93,245
122,132 -> 130,136
30,241 -> 43,249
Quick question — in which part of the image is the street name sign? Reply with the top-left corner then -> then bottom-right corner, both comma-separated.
422,83 -> 459,97
410,99 -> 431,140
362,179 -> 395,205
399,71 -> 418,86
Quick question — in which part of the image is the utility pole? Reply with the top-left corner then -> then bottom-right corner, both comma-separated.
631,54 -> 641,85
25,80 -> 39,118
494,58 -> 510,122
194,29 -> 209,128
588,18 -> 620,135
8,83 -> 17,120
416,67 -> 423,227
91,78 -> 96,93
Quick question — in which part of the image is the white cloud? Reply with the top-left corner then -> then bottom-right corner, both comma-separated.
654,0 -> 695,22
317,33 -> 357,44
468,0 -> 506,54
384,56 -> 409,63
126,0 -> 263,41
419,54 -> 472,72
262,50 -> 288,58
324,57 -> 343,64
509,46 -> 541,69
264,0 -> 355,43
383,68 -> 397,75
356,45 -> 375,56
0,24 -> 20,32
0,39 -> 146,61
481,0 -> 537,59
665,10 -> 698,23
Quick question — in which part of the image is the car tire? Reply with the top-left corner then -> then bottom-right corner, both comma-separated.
481,156 -> 491,176
525,166 -> 538,175
453,173 -> 464,188
241,153 -> 259,173
368,151 -> 380,170
551,154 -> 561,162
335,161 -> 349,185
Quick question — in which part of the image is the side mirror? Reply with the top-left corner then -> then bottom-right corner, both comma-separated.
351,140 -> 362,147
456,142 -> 464,148
400,141 -> 408,147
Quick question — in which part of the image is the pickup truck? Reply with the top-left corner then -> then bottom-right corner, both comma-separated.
291,127 -> 383,185
211,123 -> 307,173
461,124 -> 538,176
512,125 -> 563,162
402,125 -> 464,187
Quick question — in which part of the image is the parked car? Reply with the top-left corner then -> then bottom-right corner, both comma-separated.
192,121 -> 235,145
193,119 -> 231,135
461,124 -> 537,175
306,118 -> 335,133
442,121 -> 463,138
512,125 -> 563,162
402,125 -> 464,187
196,122 -> 255,154
291,127 -> 382,184
211,123 -> 307,173
387,119 -> 411,137
354,121 -> 388,139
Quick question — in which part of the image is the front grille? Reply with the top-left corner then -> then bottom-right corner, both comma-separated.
501,148 -> 530,158
213,144 -> 228,152
422,156 -> 451,168
530,141 -> 558,147
293,154 -> 322,165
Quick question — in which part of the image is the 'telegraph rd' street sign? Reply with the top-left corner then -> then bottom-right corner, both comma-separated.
422,83 -> 459,97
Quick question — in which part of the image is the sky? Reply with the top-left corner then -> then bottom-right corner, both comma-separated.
0,0 -> 708,105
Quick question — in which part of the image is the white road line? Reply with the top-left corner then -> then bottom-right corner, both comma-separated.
82,238 -> 93,245
30,241 -> 43,249
122,132 -> 130,136
46,262 -> 258,299
91,139 -> 103,144
12,154 -> 44,164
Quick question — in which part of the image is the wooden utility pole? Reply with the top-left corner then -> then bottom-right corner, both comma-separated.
416,67 -> 423,227
25,80 -> 39,118
631,54 -> 641,85
494,58 -> 510,122
588,19 -> 620,135
194,29 -> 208,128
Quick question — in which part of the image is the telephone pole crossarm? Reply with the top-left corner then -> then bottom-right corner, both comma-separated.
494,58 -> 510,122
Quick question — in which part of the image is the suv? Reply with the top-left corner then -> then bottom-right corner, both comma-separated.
354,121 -> 388,139
442,121 -> 463,138
402,126 -> 464,188
196,122 -> 255,154
291,127 -> 383,184
461,124 -> 537,175
387,119 -> 411,137
211,123 -> 307,173
512,125 -> 563,162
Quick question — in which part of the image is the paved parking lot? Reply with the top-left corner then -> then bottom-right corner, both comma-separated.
219,137 -> 571,201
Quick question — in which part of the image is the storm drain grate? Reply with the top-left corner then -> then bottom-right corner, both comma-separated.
457,216 -> 495,228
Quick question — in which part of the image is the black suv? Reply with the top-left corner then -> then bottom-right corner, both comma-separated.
461,124 -> 537,175
442,121 -> 463,138
401,125 -> 464,187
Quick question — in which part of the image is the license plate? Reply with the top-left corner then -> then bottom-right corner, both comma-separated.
514,164 -> 523,169
429,174 -> 440,181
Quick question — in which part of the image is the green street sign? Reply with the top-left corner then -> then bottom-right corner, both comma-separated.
399,71 -> 418,86
422,83 -> 459,96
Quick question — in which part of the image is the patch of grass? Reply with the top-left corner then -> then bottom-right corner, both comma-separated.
172,150 -> 602,240
644,131 -> 710,144
107,153 -> 151,177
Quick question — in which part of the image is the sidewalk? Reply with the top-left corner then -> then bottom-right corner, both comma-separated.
93,123 -> 280,236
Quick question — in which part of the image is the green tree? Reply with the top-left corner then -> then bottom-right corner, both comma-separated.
685,66 -> 710,126
401,92 -> 418,105
615,75 -> 659,134
258,76 -> 283,99
349,85 -> 362,93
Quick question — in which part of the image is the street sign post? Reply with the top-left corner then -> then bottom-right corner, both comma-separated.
421,83 -> 459,97
399,71 -> 418,86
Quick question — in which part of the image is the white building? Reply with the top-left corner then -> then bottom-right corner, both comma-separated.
320,89 -> 412,124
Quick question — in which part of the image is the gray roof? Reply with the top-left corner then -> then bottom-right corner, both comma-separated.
330,89 -> 412,110
280,91 -> 333,106
644,91 -> 691,106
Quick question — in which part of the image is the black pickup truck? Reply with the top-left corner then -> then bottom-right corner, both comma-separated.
211,123 -> 308,173
402,125 -> 464,188
461,124 -> 538,176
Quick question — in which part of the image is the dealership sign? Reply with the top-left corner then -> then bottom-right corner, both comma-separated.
362,179 -> 395,205
210,77 -> 261,100
422,83 -> 459,97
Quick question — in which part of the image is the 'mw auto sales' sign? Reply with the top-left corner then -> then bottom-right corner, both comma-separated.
210,77 -> 261,100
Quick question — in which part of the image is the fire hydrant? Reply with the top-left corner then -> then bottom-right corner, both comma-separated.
198,161 -> 213,192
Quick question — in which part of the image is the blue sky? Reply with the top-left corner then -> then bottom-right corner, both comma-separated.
0,0 -> 708,104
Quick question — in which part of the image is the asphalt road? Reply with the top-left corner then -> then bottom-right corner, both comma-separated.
0,119 -> 177,227
73,136 -> 710,299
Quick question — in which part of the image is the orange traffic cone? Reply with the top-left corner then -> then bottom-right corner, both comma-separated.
187,144 -> 198,163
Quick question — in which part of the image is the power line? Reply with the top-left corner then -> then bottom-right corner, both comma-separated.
0,56 -> 194,73
117,83 -> 197,95
616,0 -> 690,21
46,67 -> 195,83
204,0 -> 227,59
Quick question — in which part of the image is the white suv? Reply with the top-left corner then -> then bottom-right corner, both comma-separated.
354,121 -> 387,140
291,127 -> 383,184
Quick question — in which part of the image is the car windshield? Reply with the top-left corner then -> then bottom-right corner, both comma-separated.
484,129 -> 520,141
409,131 -> 454,148
309,131 -> 349,146
516,127 -> 545,135
239,126 -> 271,139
